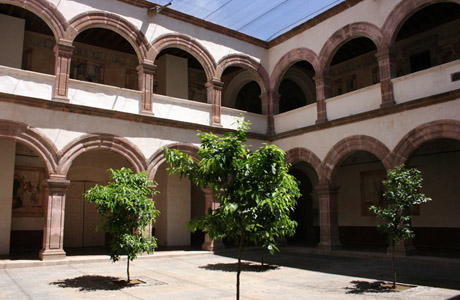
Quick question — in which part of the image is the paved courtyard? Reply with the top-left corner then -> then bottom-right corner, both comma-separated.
0,248 -> 459,300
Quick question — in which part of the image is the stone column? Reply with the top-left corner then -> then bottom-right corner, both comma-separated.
52,40 -> 74,102
206,79 -> 224,126
376,47 -> 396,108
316,183 -> 341,250
39,176 -> 70,260
137,61 -> 156,115
260,92 -> 276,134
314,73 -> 331,124
201,188 -> 225,251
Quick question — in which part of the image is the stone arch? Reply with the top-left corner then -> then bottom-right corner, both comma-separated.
318,22 -> 384,72
150,33 -> 216,81
382,0 -> 460,47
58,134 -> 147,176
322,135 -> 393,183
0,120 -> 58,174
67,11 -> 150,61
222,71 -> 258,108
147,143 -> 200,181
392,120 -> 460,166
285,147 -> 323,181
2,0 -> 67,41
270,48 -> 319,93
216,54 -> 269,95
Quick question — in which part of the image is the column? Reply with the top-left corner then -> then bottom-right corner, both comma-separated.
201,188 -> 225,251
137,61 -> 156,115
39,176 -> 70,260
260,91 -> 275,134
314,73 -> 331,124
376,47 -> 396,108
52,40 -> 74,102
206,79 -> 224,126
316,183 -> 341,250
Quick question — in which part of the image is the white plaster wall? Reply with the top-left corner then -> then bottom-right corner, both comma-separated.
0,66 -> 54,101
153,94 -> 212,127
268,0 -> 399,74
154,165 -> 168,246
167,173 -> 191,246
274,103 -> 317,133
157,54 -> 188,99
221,107 -> 267,134
326,83 -> 381,121
0,14 -> 24,68
274,98 -> 460,162
393,60 -> 460,104
0,140 -> 16,255
68,80 -> 142,114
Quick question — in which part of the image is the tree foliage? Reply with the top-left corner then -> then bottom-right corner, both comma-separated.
369,165 -> 431,288
165,121 -> 300,299
84,167 -> 160,281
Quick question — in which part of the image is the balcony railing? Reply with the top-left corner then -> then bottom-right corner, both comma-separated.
0,65 -> 53,101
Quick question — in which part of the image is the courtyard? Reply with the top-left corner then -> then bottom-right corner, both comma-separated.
1,248 -> 459,299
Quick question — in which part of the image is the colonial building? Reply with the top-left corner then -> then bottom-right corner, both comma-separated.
0,0 -> 459,260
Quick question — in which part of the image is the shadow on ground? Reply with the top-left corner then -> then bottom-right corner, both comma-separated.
50,275 -> 135,291
345,281 -> 397,294
216,248 -> 460,291
200,261 -> 279,272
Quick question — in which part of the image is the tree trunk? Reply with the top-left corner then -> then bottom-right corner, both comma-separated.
391,242 -> 396,289
127,257 -> 130,282
236,232 -> 245,300
261,247 -> 264,266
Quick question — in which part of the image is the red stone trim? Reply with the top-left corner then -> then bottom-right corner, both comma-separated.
269,48 -> 319,92
0,119 -> 59,174
150,33 -> 217,81
392,120 -> 460,165
58,133 -> 147,176
147,143 -> 200,181
216,54 -> 269,94
381,0 -> 460,47
285,147 -> 323,181
3,0 -> 67,41
322,135 -> 393,183
318,22 -> 384,72
67,11 -> 151,61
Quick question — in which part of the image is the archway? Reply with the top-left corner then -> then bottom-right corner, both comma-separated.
334,151 -> 387,250
405,138 -> 460,257
153,161 -> 205,249
222,66 -> 262,114
70,28 -> 139,89
393,2 -> 460,77
328,37 -> 378,97
64,149 -> 132,250
0,3 -> 56,74
154,48 -> 207,103
288,162 -> 319,246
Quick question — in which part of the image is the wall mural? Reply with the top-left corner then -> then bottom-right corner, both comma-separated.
12,166 -> 46,217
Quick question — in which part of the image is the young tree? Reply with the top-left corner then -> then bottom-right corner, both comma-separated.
165,121 -> 300,300
84,167 -> 160,282
369,165 -> 431,289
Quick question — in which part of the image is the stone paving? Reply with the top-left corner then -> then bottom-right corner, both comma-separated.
0,248 -> 459,300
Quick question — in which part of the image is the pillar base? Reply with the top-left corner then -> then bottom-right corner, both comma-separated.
140,110 -> 155,117
39,248 -> 66,261
317,241 -> 341,251
380,99 -> 395,108
52,95 -> 69,102
202,239 -> 225,252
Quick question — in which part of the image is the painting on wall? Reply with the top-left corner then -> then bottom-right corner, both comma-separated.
361,170 -> 386,216
12,166 -> 46,217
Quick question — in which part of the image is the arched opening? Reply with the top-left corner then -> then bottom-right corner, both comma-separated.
394,3 -> 460,77
406,138 -> 460,258
278,61 -> 316,113
0,4 -> 55,74
154,48 -> 207,103
329,37 -> 378,97
64,149 -> 132,253
288,162 -> 319,246
153,162 -> 205,249
71,28 -> 139,89
334,151 -> 387,251
7,142 -> 48,256
221,66 -> 262,114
